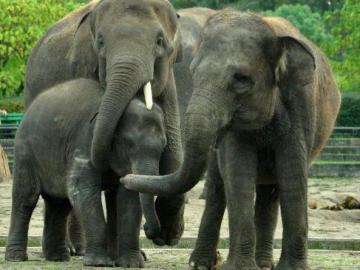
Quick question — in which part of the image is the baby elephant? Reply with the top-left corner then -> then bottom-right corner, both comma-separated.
5,79 -> 166,267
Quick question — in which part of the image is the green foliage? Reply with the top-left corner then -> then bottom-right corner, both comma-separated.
337,94 -> 360,126
172,0 -> 344,13
324,0 -> 360,93
0,96 -> 24,113
0,0 -> 80,98
264,4 -> 331,44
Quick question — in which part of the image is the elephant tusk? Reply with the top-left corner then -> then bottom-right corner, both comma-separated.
144,82 -> 153,110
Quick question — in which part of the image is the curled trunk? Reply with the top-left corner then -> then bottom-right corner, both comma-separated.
121,93 -> 223,196
91,57 -> 151,169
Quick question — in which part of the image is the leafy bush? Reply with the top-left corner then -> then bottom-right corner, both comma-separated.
0,0 -> 80,98
337,94 -> 360,126
324,0 -> 360,93
263,4 -> 331,44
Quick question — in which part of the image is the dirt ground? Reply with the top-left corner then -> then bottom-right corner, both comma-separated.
1,177 -> 359,239
1,178 -> 360,269
0,248 -> 359,270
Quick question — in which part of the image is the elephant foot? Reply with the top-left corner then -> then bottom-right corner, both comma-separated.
5,248 -> 28,262
66,239 -> 85,256
69,246 -> 85,256
188,250 -> 219,270
144,222 -> 161,241
274,258 -> 309,270
256,257 -> 274,270
221,259 -> 260,270
140,249 -> 148,261
155,196 -> 185,246
83,253 -> 113,267
115,251 -> 145,268
45,248 -> 70,262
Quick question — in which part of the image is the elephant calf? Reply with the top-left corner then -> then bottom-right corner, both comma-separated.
5,79 -> 167,267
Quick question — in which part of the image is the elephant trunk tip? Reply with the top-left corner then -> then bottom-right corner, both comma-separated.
120,173 -> 181,196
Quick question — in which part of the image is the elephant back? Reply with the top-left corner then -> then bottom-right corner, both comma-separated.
24,1 -> 100,108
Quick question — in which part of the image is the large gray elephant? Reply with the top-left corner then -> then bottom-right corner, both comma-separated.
24,0 -> 185,247
122,10 -> 341,270
6,79 -> 166,267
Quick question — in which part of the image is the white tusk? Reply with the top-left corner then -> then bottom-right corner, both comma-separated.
144,82 -> 153,110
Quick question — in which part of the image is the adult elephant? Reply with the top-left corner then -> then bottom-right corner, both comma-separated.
122,10 -> 341,270
24,0 -> 185,247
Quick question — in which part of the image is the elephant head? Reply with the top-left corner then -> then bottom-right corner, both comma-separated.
68,0 -> 181,169
121,10 -> 316,195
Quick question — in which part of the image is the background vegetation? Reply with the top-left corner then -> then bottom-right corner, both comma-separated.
0,0 -> 359,125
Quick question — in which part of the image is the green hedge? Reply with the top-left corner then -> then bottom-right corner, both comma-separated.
0,0 -> 80,98
336,94 -> 360,126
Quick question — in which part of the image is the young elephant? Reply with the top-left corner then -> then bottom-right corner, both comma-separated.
5,79 -> 166,267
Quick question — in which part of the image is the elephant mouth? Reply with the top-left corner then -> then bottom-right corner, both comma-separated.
232,110 -> 271,130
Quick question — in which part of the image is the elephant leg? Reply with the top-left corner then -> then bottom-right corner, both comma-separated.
105,189 -> 118,260
218,133 -> 259,270
199,174 -> 209,200
156,147 -> 185,246
69,173 -> 112,267
43,199 -> 71,261
157,73 -> 185,246
275,139 -> 309,270
189,149 -> 226,270
154,194 -> 185,246
255,184 -> 279,270
115,185 -> 144,268
5,164 -> 40,262
67,210 -> 85,256
156,151 -> 185,246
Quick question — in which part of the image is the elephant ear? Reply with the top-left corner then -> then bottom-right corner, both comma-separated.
263,17 -> 316,83
67,8 -> 98,78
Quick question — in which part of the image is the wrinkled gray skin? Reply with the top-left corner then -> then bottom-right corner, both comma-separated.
122,11 -> 341,270
175,8 -> 216,200
175,8 -> 216,122
24,0 -> 185,250
5,79 -> 167,267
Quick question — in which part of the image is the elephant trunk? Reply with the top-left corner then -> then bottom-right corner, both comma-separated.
91,57 -> 152,169
121,91 -> 224,196
132,163 -> 161,240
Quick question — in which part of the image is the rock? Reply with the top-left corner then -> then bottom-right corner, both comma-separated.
308,200 -> 318,209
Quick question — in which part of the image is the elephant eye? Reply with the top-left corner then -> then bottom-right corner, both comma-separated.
97,34 -> 104,48
232,73 -> 253,94
156,35 -> 164,47
155,32 -> 167,57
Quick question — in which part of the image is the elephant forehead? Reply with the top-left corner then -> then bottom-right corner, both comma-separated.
200,29 -> 265,61
97,0 -> 178,37
205,11 -> 273,40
